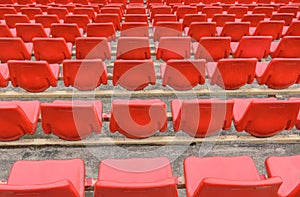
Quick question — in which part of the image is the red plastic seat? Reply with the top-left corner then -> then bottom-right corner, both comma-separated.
51,23 -> 83,44
218,22 -> 250,42
47,7 -> 69,20
8,60 -> 59,92
55,0 -> 70,3
65,15 -> 91,32
231,36 -> 272,59
16,23 -> 49,43
110,99 -> 168,138
201,6 -> 223,18
233,98 -> 300,137
94,157 -> 178,197
87,23 -> 116,41
0,0 -> 14,4
283,21 -> 300,36
270,13 -> 294,26
185,22 -> 216,42
41,100 -> 102,140
63,59 -> 108,91
207,58 -> 257,89
256,58 -> 300,89
126,7 -> 146,14
212,14 -> 235,27
35,15 -> 61,28
73,0 -> 89,4
121,22 -> 148,37
161,59 -> 205,90
153,21 -> 182,41
100,7 -> 122,19
113,60 -> 155,90
252,6 -> 274,18
150,6 -> 172,19
0,7 -> 17,20
184,156 -> 282,197
156,36 -> 191,61
278,6 -> 298,17
270,36 -> 300,58
116,37 -> 150,60
0,38 -> 32,62
33,38 -> 72,64
153,14 -> 177,26
95,14 -> 121,30
182,14 -> 206,28
73,8 -> 96,21
193,37 -> 231,61
266,155 -> 300,197
75,37 -> 111,60
176,6 -> 197,19
172,99 -> 233,137
0,24 -> 15,38
0,63 -> 9,87
0,159 -> 85,197
5,14 -> 30,28
124,14 -> 148,23
21,8 -> 43,20
241,14 -> 265,27
0,101 -> 40,141
250,21 -> 284,40
59,5 -> 75,13
227,6 -> 248,19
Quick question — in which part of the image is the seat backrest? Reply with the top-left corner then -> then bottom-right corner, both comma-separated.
74,7 -> 96,20
16,23 -> 48,42
150,6 -> 172,19
182,14 -> 206,28
124,14 -> 148,23
0,7 -> 17,20
76,37 -> 111,60
126,7 -> 146,14
47,7 -> 69,20
95,14 -> 120,30
188,22 -> 216,41
21,8 -> 43,20
100,7 -> 122,18
227,6 -> 248,19
270,13 -> 294,26
0,24 -> 14,37
254,21 -> 285,40
65,15 -> 90,32
4,14 -> 30,28
252,6 -> 274,18
121,22 -> 148,37
35,14 -> 60,28
51,23 -> 82,43
153,14 -> 177,26
176,6 -> 197,19
271,36 -> 300,58
86,23 -> 116,41
241,14 -> 265,27
201,6 -> 223,18
0,38 -> 31,62
278,6 -> 298,17
212,14 -> 235,27
116,37 -> 150,60
220,22 -> 250,42
284,21 -> 300,36
153,21 -> 182,41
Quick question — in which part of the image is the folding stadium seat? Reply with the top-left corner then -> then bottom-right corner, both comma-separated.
95,14 -> 121,30
227,6 -> 248,19
212,14 -> 235,27
0,159 -> 85,197
184,0 -> 200,4
110,99 -> 168,138
156,36 -> 191,61
283,21 -> 300,36
193,37 -> 231,61
250,21 -> 284,40
217,22 -> 250,42
231,36 -> 272,59
74,7 -> 96,22
41,100 -> 102,140
256,0 -> 272,3
233,98 -> 300,137
121,22 -> 148,37
153,21 -> 182,41
47,7 -> 69,20
0,38 -> 32,62
238,0 -> 253,3
161,59 -> 205,90
252,6 -> 274,18
50,23 -> 83,44
86,23 -> 116,41
165,0 -> 182,5
256,58 -> 300,89
126,7 -> 146,14
184,156 -> 282,197
176,6 -> 197,20
75,37 -> 111,60
124,14 -> 148,23
17,0 -> 33,3
36,0 -> 53,3
73,0 -> 89,4
241,14 -> 265,27
16,23 -> 49,43
59,5 -> 76,13
182,14 -> 206,28
270,36 -> 300,58
4,14 -> 30,28
64,15 -> 90,33
116,37 -> 150,60
0,24 -> 15,37
270,13 -> 294,26
150,6 -> 172,20
33,38 -> 72,64
201,6 -> 223,18
11,5 -> 29,13
35,15 -> 61,28
152,14 -> 177,26
95,157 -> 178,197
185,22 -> 216,42
207,58 -> 257,89
21,8 -> 43,20
172,99 -> 233,137
82,5 -> 100,13
113,60 -> 155,90
54,0 -> 70,3
100,7 -> 122,19
0,7 -> 17,20
0,0 -> 15,4
278,6 -> 298,17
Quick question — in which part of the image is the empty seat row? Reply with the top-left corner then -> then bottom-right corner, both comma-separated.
0,98 -> 299,141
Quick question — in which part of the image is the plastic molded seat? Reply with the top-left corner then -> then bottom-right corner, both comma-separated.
0,7 -> 17,20
251,21 -> 285,40
153,21 -> 182,41
256,58 -> 300,89
121,22 -> 148,37
0,24 -> 14,37
33,38 -> 72,64
182,14 -> 206,28
201,6 -> 223,18
94,157 -> 178,197
156,36 -> 191,61
193,37 -> 231,61
207,58 -> 257,89
270,13 -> 294,26
35,15 -> 60,28
21,8 -> 43,20
41,100 -> 102,140
241,14 -> 265,27
252,6 -> 274,18
47,7 -> 69,20
161,59 -> 205,90
0,38 -> 32,62
184,156 -> 282,197
110,99 -> 168,138
100,7 -> 122,19
150,6 -> 172,19
176,6 -> 197,20
16,23 -> 49,42
227,6 -> 248,19
212,14 -> 235,27
87,23 -> 116,42
113,60 -> 155,90
185,22 -> 216,42
218,22 -> 250,42
231,36 -> 272,59
124,14 -> 148,23
172,99 -> 233,137
0,159 -> 85,197
233,98 -> 300,137
74,7 -> 96,21
153,14 -> 177,26
126,7 -> 146,14
8,60 -> 59,92
278,6 -> 298,17
63,59 -> 108,91
0,101 -> 40,141
5,14 -> 30,28
116,37 -> 150,60
51,23 -> 83,44
283,21 -> 300,36
95,14 -> 121,30
75,37 -> 111,60
65,15 -> 90,32
270,36 -> 300,58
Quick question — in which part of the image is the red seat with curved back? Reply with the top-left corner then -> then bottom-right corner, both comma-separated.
87,23 -> 116,42
65,15 -> 91,32
251,21 -> 284,40
256,58 -> 300,89
0,24 -> 15,37
184,156 -> 282,197
218,22 -> 250,42
8,60 -> 59,92
21,8 -> 43,20
63,59 -> 108,91
227,6 -> 248,19
4,14 -> 30,28
201,6 -> 223,18
182,14 -> 206,28
75,37 -> 111,60
33,38 -> 72,64
16,23 -> 49,42
153,21 -> 182,41
116,37 -> 150,60
125,14 -> 148,23
41,100 -> 102,140
110,99 -> 168,138
207,58 -> 257,89
121,22 -> 148,37
100,7 -> 122,19
212,14 -> 235,27
283,21 -> 300,36
51,23 -> 83,44
152,14 -> 177,26
176,6 -> 197,20
241,14 -> 265,27
73,8 -> 96,22
150,6 -> 172,20
270,36 -> 300,58
156,37 -> 191,61
0,64 -> 9,87
172,99 -> 234,137
94,157 -> 178,197
0,159 -> 85,197
0,38 -> 32,62
233,98 -> 300,137
35,15 -> 61,28
47,7 -> 69,20
0,7 -> 17,20
126,7 -> 146,14
278,6 -> 298,17
231,36 -> 272,59
185,22 -> 216,42
0,101 -> 40,141
113,60 -> 155,90
270,13 -> 294,26
95,14 -> 121,30
161,59 -> 206,90
252,7 -> 274,18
